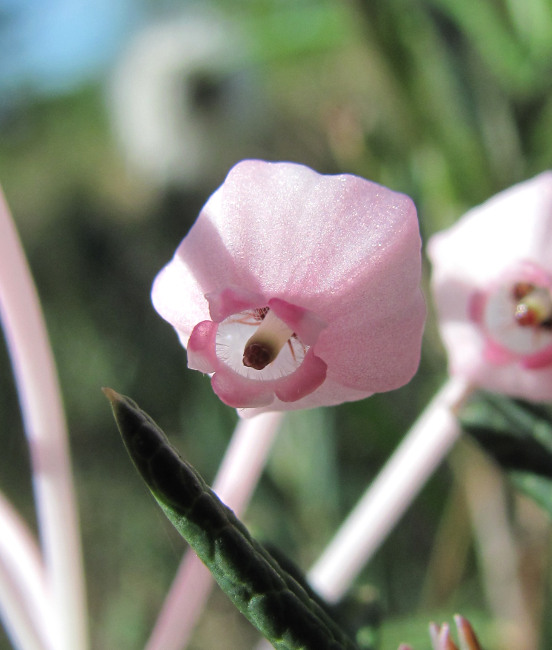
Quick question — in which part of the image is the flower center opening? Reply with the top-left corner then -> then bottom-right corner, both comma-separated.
512,282 -> 552,328
483,280 -> 552,355
215,307 -> 307,380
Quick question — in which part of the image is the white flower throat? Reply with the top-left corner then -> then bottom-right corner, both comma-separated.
215,307 -> 307,380
484,281 -> 552,354
512,282 -> 552,328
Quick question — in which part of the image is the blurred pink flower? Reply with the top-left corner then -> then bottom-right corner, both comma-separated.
429,172 -> 552,401
152,160 -> 425,415
398,615 -> 482,650
429,615 -> 482,650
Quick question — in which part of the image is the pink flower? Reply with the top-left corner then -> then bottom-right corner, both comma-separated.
428,615 -> 482,650
152,160 -> 425,415
428,171 -> 552,401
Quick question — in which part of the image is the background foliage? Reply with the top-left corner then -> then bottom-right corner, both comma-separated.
1,0 -> 551,648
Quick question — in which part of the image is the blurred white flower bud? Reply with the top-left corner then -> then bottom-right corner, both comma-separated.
108,10 -> 268,190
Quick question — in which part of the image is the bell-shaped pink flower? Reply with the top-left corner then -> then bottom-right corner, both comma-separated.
152,160 -> 425,415
428,171 -> 552,401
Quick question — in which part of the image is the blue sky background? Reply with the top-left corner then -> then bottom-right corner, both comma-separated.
0,0 -> 145,96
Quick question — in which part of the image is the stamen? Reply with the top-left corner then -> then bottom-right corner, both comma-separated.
242,309 -> 294,370
513,286 -> 552,328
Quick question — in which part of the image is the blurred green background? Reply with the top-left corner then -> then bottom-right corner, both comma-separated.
1,0 -> 551,648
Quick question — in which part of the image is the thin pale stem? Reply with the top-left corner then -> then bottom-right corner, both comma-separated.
458,447 -> 536,649
307,376 -> 474,603
146,410 -> 284,650
0,188 -> 88,650
0,492 -> 54,650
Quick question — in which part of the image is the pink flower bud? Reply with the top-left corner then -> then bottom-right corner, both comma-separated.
152,160 -> 425,415
429,172 -> 552,401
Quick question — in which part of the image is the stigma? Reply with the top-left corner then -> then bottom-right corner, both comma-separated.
242,310 -> 295,370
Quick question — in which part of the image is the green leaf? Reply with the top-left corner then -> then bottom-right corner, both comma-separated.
459,391 -> 552,516
509,472 -> 552,518
104,388 -> 361,650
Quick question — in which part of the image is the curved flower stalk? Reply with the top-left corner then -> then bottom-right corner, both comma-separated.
307,375 -> 472,603
152,159 -> 426,416
0,188 -> 88,650
428,172 -> 552,400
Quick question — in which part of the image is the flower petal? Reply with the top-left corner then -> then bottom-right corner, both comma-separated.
520,345 -> 552,369
268,298 -> 326,346
187,320 -> 219,372
454,615 -> 482,650
429,172 -> 552,287
318,289 -> 425,392
237,377 -> 373,418
206,285 -> 266,323
211,368 -> 275,408
274,350 -> 327,402
152,254 -> 210,341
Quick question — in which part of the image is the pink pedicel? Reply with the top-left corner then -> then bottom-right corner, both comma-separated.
152,160 -> 425,416
428,171 -> 552,401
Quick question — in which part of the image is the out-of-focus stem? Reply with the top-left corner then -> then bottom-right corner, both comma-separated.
0,188 -> 88,650
308,376 -> 473,602
146,411 -> 284,650
459,447 -> 536,650
0,492 -> 53,650
0,563 -> 47,650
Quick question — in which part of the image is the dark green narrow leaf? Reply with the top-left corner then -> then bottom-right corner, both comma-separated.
103,388 -> 360,650
264,544 -> 380,650
459,391 -> 552,516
